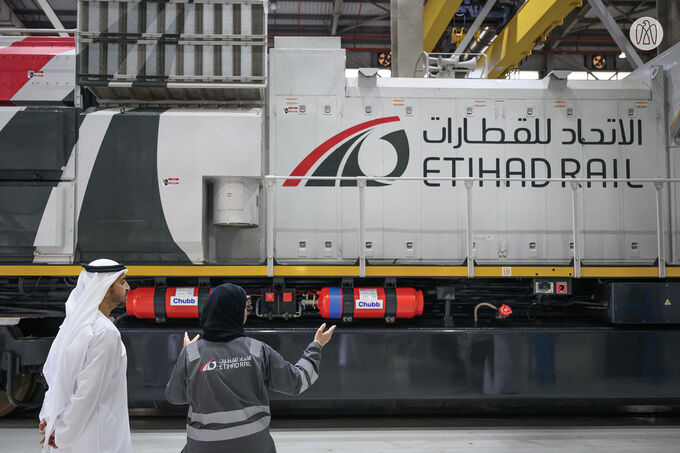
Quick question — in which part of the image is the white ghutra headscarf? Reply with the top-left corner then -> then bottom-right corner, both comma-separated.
41,259 -> 127,451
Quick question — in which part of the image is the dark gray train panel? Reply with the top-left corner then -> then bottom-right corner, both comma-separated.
121,327 -> 680,414
0,107 -> 78,180
76,109 -> 191,264
607,282 -> 680,324
0,107 -> 79,262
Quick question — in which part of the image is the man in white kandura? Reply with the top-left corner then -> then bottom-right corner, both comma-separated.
38,259 -> 131,453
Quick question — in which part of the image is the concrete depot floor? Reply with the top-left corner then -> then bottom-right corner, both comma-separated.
1,417 -> 680,453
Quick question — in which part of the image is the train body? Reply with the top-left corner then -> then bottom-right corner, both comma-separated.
2,1 -> 680,416
2,36 -> 677,269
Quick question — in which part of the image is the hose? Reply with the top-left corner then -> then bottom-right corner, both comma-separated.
473,302 -> 498,324
113,313 -> 131,326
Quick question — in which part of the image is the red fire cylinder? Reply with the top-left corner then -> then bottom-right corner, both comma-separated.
126,287 -> 202,319
317,287 -> 423,319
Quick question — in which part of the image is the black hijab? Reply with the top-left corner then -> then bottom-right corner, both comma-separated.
199,283 -> 247,342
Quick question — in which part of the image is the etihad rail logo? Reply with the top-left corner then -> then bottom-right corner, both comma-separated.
200,356 -> 253,372
200,360 -> 217,372
283,116 -> 410,187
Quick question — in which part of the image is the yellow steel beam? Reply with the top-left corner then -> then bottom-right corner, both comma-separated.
366,266 -> 468,277
478,0 -> 582,78
580,266 -> 660,278
423,0 -> 464,53
273,266 -> 360,277
474,266 -> 574,278
0,265 -> 677,279
0,265 -> 269,277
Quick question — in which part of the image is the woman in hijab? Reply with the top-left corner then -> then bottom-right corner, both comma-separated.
166,283 -> 335,453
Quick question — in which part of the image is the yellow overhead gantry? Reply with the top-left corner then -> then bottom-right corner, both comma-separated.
423,0 -> 464,53
477,0 -> 582,78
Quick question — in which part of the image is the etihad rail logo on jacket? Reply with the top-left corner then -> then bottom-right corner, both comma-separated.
283,116 -> 410,187
200,355 -> 252,372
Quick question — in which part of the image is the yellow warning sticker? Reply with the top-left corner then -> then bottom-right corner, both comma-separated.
665,299 -> 671,306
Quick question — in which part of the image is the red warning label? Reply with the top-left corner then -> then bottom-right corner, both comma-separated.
556,282 -> 568,294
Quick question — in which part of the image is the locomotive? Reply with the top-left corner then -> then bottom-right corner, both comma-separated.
2,0 -> 680,416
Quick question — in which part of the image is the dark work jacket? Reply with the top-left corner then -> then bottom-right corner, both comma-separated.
166,337 -> 322,453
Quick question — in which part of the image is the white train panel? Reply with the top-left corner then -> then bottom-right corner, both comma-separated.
0,36 -> 75,105
2,35 -> 679,268
269,39 -> 666,266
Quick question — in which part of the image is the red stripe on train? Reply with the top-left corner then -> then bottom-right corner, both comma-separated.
0,37 -> 75,101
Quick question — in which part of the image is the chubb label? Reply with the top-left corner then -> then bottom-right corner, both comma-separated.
356,300 -> 384,309
170,296 -> 198,306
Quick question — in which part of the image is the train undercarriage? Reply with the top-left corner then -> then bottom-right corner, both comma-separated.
2,273 -> 680,417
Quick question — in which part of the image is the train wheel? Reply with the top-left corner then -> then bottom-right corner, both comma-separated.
0,373 -> 36,417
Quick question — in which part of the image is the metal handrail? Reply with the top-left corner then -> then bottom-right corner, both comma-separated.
424,51 -> 485,58
0,28 -> 76,34
265,176 -> 680,183
264,175 -> 676,279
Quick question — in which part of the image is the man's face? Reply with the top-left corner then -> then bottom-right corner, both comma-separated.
108,274 -> 130,307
